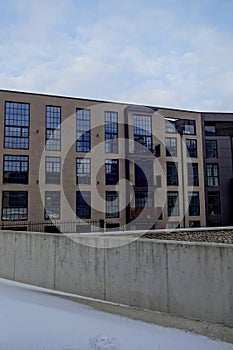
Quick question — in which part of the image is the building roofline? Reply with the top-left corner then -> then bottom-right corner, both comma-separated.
0,88 -> 233,115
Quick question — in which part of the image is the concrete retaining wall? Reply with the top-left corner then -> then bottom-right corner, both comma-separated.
0,230 -> 232,326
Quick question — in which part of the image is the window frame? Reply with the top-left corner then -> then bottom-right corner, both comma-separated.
45,105 -> 61,151
4,101 -> 30,150
105,111 -> 118,154
2,191 -> 28,221
167,191 -> 179,216
45,156 -> 61,185
106,191 -> 119,218
76,158 -> 91,185
76,109 -> 91,153
3,155 -> 29,184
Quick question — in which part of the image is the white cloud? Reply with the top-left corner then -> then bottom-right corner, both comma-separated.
0,0 -> 233,111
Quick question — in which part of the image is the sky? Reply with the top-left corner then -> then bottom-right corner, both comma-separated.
0,0 -> 233,111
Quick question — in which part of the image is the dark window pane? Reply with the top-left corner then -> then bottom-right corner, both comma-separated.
188,192 -> 200,216
206,164 -> 219,186
166,137 -> 177,157
187,163 -> 199,186
167,162 -> 178,186
4,102 -> 30,149
208,192 -> 221,215
134,115 -> 152,152
76,191 -> 91,219
46,106 -> 61,151
205,140 -> 218,158
105,112 -> 118,153
45,157 -> 61,184
2,191 -> 28,221
76,158 -> 91,184
45,191 -> 60,219
77,109 -> 91,152
186,139 -> 197,158
3,155 -> 29,184
106,191 -> 119,218
105,159 -> 119,185
167,191 -> 179,216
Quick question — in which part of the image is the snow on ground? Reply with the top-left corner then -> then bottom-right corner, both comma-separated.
0,278 -> 232,350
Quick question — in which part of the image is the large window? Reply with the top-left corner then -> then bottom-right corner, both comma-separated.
183,120 -> 196,135
46,106 -> 61,151
135,160 -> 154,187
187,163 -> 199,186
105,112 -> 118,153
45,157 -> 61,184
204,122 -> 216,136
166,137 -> 177,157
4,101 -> 30,149
76,158 -> 91,185
3,155 -> 29,184
105,159 -> 119,185
2,191 -> 28,221
208,192 -> 221,215
45,191 -> 60,220
206,164 -> 219,186
135,191 -> 153,208
76,109 -> 91,152
76,191 -> 91,219
134,115 -> 152,151
188,192 -> 200,216
167,191 -> 179,216
165,118 -> 177,133
205,140 -> 218,158
167,162 -> 178,186
106,191 -> 119,218
186,139 -> 197,158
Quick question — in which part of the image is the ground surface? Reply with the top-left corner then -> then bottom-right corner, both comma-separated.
0,278 -> 232,350
143,230 -> 233,244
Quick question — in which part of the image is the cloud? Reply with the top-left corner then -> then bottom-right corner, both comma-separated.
0,0 -> 233,111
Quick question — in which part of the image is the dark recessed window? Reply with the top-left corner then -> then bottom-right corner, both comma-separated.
206,164 -> 219,186
187,163 -> 199,186
208,192 -> 221,215
4,101 -> 30,149
183,120 -> 196,135
46,106 -> 61,151
167,191 -> 179,216
135,160 -> 154,187
2,191 -> 28,221
188,192 -> 200,216
134,115 -> 152,151
3,155 -> 29,184
167,162 -> 178,186
186,139 -> 197,158
135,191 -> 153,208
76,158 -> 91,185
166,137 -> 177,157
76,109 -> 91,152
205,140 -> 218,158
45,191 -> 60,220
204,122 -> 216,136
45,157 -> 61,184
165,118 -> 177,133
105,112 -> 118,153
106,191 -> 119,218
76,191 -> 91,219
105,159 -> 119,185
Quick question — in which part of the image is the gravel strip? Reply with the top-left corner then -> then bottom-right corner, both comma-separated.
143,230 -> 233,244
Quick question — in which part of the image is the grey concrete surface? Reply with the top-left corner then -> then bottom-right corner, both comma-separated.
0,230 -> 232,330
